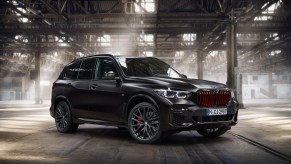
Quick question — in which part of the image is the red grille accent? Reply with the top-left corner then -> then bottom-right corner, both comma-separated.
199,90 -> 215,107
217,91 -> 231,106
198,90 -> 231,107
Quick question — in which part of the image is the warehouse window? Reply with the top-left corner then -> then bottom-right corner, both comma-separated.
142,51 -> 153,57
271,33 -> 280,41
182,33 -> 196,45
175,51 -> 184,57
58,40 -> 69,47
254,16 -> 271,21
77,52 -> 85,57
269,50 -> 281,56
97,35 -> 111,47
135,0 -> 155,13
209,51 -> 218,57
16,8 -> 29,23
262,0 -> 282,14
254,0 -> 282,21
138,34 -> 154,46
15,35 -> 28,43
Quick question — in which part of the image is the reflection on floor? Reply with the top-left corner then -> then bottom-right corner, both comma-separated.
0,99 -> 290,163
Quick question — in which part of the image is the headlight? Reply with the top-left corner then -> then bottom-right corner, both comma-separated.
154,88 -> 191,99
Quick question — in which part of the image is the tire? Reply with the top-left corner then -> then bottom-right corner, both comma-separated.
54,101 -> 79,133
196,127 -> 228,138
128,102 -> 163,144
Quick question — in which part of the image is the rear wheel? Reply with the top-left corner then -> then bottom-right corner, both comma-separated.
128,102 -> 162,144
196,127 -> 228,138
55,101 -> 79,133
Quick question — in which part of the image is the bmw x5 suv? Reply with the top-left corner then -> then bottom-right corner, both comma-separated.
50,54 -> 239,144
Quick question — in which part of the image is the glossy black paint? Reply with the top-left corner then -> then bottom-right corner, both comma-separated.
50,54 -> 239,132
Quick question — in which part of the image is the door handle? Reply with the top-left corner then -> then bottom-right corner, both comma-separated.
91,84 -> 99,90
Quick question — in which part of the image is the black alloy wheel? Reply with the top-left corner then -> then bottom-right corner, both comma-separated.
55,101 -> 79,133
128,102 -> 162,144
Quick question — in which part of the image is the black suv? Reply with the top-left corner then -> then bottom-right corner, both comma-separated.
50,54 -> 239,144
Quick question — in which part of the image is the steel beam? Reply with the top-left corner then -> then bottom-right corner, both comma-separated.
39,0 -> 68,21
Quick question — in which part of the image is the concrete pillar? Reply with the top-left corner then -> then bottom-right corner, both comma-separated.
269,72 -> 273,98
226,20 -> 237,90
226,11 -> 242,107
154,34 -> 158,56
237,74 -> 244,108
35,51 -> 41,104
197,52 -> 203,79
21,76 -> 28,100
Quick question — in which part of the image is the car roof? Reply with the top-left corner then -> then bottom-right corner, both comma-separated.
75,54 -> 157,60
66,54 -> 157,66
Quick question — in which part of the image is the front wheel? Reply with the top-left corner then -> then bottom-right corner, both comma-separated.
128,102 -> 163,144
196,127 -> 228,138
55,101 -> 79,133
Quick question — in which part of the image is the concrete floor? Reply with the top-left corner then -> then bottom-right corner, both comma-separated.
0,100 -> 291,164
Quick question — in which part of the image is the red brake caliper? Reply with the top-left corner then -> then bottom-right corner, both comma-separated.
137,116 -> 142,125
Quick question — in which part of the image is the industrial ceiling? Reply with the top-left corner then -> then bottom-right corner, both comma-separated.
0,0 -> 290,79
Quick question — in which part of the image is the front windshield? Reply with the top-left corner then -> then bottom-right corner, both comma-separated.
116,57 -> 184,78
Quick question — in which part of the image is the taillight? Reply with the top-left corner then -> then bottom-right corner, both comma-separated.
52,82 -> 57,89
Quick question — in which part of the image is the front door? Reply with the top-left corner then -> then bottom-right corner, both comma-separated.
87,57 -> 124,123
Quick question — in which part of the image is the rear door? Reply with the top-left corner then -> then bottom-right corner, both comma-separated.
61,60 -> 81,112
65,57 -> 97,118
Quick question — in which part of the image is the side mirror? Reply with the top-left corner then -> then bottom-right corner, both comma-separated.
114,76 -> 122,83
103,71 -> 116,80
181,74 -> 187,79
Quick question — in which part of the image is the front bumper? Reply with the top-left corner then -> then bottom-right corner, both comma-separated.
163,98 -> 239,131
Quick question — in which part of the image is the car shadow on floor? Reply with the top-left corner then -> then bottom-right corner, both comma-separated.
56,125 -> 232,146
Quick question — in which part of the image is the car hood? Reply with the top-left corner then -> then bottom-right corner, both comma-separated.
126,76 -> 228,91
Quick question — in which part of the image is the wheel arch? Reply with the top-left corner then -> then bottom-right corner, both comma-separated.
125,93 -> 158,119
52,95 -> 72,117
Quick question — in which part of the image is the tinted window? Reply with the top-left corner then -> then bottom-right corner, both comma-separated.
95,58 -> 118,80
63,60 -> 81,80
116,57 -> 182,78
78,58 -> 96,80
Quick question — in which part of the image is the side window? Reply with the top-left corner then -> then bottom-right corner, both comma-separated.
78,58 -> 96,80
95,58 -> 118,80
63,60 -> 81,80
132,60 -> 151,76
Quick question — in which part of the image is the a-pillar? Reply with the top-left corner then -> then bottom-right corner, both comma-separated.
35,51 -> 41,104
197,52 -> 203,79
